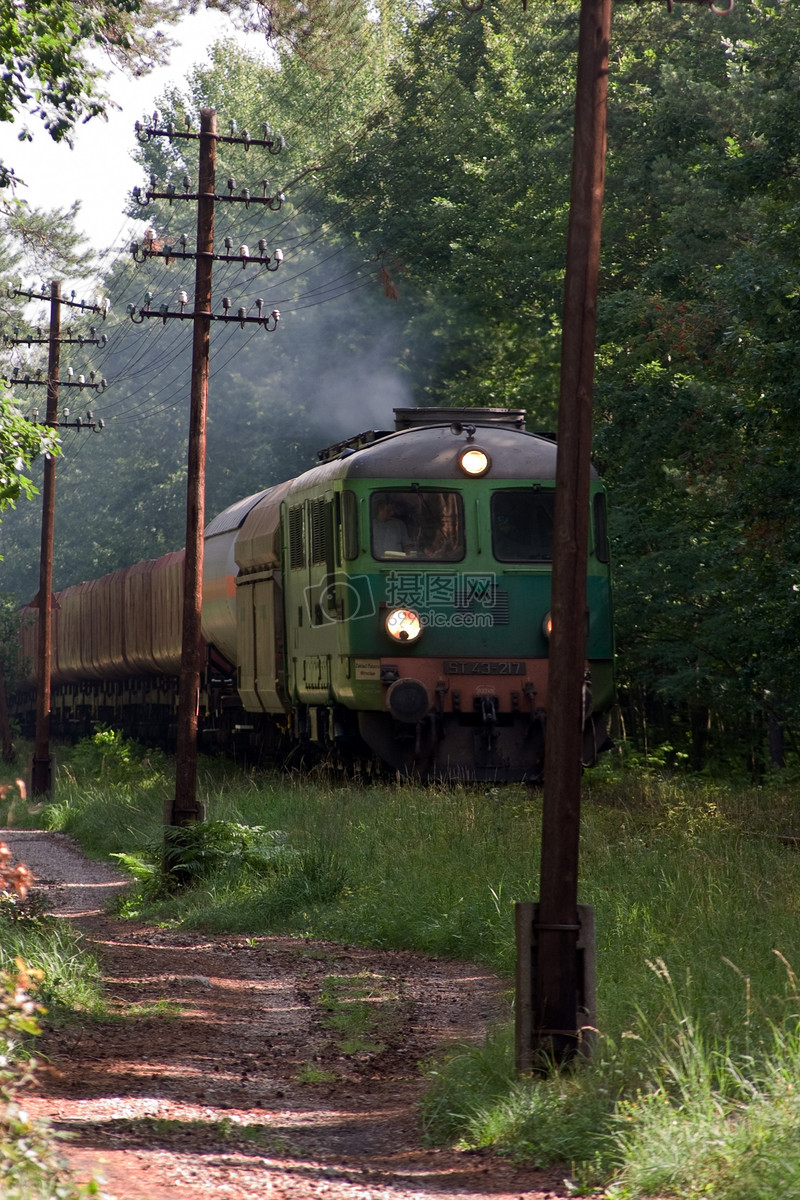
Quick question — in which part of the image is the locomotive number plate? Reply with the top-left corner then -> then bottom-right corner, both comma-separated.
444,660 -> 526,675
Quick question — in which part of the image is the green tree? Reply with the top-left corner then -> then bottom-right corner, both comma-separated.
0,0 -> 184,173
4,0 -> 800,773
0,381 -> 57,511
0,0 -> 192,538
0,19 -> 413,598
593,0 -> 800,766
321,0 -> 579,418
318,0 -> 800,767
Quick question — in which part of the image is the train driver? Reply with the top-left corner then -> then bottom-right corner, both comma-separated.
372,496 -> 415,558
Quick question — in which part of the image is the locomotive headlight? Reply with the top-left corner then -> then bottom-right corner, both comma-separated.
459,447 -> 490,477
385,607 -> 423,643
542,611 -> 553,639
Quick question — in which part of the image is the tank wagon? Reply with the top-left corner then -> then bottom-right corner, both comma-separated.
15,407 -> 614,781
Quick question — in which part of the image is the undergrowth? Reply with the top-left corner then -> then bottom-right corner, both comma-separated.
0,842 -> 103,1199
7,733 -> 800,1196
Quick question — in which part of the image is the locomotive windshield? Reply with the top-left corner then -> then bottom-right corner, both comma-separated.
491,490 -> 555,562
370,490 -> 464,561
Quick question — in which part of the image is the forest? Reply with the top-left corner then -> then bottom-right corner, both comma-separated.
0,0 -> 798,775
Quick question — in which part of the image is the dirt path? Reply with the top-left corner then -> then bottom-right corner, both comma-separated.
2,829 -> 568,1200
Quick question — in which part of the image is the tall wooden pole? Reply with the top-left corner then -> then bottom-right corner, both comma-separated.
0,657 -> 14,762
31,281 -> 61,798
534,0 -> 612,1061
171,108 -> 216,826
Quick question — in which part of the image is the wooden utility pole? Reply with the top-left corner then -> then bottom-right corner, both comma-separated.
518,0 -> 612,1068
6,285 -> 106,796
128,109 -> 282,835
31,281 -> 61,798
172,107 -> 216,826
0,657 -> 14,762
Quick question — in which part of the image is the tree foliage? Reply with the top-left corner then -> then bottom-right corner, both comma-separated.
0,0 -> 204,554
0,7 -> 413,597
0,0 -> 185,163
3,1 -> 800,770
0,384 -> 57,512
593,0 -> 800,763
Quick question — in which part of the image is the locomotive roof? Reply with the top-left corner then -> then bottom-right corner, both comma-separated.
204,415 -> 597,541
292,422 -> 596,490
205,487 -> 274,538
316,407 -> 529,463
335,423 -> 565,479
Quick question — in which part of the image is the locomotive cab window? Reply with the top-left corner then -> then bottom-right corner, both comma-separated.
593,491 -> 610,563
491,490 -> 555,562
370,490 -> 464,562
342,490 -> 359,561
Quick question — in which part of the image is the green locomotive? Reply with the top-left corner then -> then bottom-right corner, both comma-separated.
202,407 -> 614,780
14,406 -> 613,780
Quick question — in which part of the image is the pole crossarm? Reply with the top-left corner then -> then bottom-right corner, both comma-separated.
128,301 -> 280,330
130,242 -> 283,271
2,373 -> 106,391
135,116 -> 286,154
3,329 -> 108,348
133,182 -> 285,211
6,286 -> 109,317
27,415 -> 104,431
56,417 -> 103,430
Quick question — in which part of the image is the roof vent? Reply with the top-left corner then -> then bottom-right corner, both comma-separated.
393,407 -> 526,432
317,428 -> 393,463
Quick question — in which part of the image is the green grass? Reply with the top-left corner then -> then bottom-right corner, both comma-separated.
0,915 -> 107,1018
317,970 -> 404,1054
5,734 -> 800,1195
602,959 -> 800,1200
0,919 -> 106,1200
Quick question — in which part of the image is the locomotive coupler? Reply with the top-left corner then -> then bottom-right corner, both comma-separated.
435,679 -> 449,739
523,683 -> 545,738
475,694 -> 499,754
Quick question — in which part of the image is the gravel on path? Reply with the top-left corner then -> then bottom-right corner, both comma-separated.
0,829 -> 569,1200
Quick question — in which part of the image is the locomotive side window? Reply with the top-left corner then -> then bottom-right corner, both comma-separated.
491,490 -> 555,562
593,492 -> 610,562
342,490 -> 359,561
370,490 -> 464,562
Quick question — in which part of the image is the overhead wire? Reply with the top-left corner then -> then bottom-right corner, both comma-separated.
6,13 -> 483,440
2,15 -> 443,574
103,304 -> 253,425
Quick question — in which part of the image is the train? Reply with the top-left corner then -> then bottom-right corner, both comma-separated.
13,407 -> 615,781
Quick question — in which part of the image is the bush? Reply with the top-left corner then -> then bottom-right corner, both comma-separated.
0,843 -> 99,1199
64,728 -> 165,785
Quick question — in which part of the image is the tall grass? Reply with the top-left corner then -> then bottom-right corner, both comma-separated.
604,958 -> 800,1200
0,917 -> 107,1017
0,953 -> 100,1200
0,840 -> 106,1198
7,734 -> 800,1195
